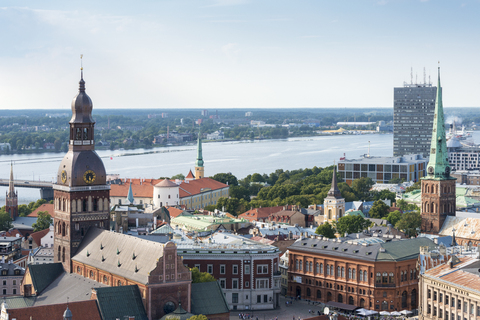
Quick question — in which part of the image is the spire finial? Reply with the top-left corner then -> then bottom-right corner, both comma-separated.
79,54 -> 85,91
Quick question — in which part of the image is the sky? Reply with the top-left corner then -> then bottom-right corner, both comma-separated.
1,0 -> 479,110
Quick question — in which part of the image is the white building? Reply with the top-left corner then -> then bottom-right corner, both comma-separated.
153,179 -> 180,208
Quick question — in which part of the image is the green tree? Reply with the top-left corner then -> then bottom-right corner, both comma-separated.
32,211 -> 53,232
368,200 -> 390,219
54,139 -> 62,152
211,173 -> 238,186
0,211 -> 12,231
395,211 -> 421,237
351,177 -> 374,200
190,267 -> 216,283
315,222 -> 336,239
386,210 -> 402,227
396,199 -> 419,212
171,173 -> 185,180
388,177 -> 404,184
335,215 -> 370,235
405,181 -> 421,193
204,205 -> 216,212
372,189 -> 396,204
229,186 -> 250,201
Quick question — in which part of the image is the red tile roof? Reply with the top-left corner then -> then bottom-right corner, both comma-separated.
239,206 -> 288,222
110,178 -> 228,199
186,170 -> 195,179
167,207 -> 184,218
6,300 -> 102,320
28,203 -> 54,218
29,228 -> 50,247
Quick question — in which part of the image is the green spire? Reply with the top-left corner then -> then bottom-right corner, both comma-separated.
127,182 -> 134,204
424,66 -> 452,180
195,127 -> 204,167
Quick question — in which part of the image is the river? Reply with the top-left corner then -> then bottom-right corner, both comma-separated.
0,133 -> 393,205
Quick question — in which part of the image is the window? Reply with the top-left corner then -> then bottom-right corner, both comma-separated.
12,280 -> 16,285
12,289 -> 16,295
232,279 -> 238,289
256,279 -> 269,289
326,264 -> 330,276
219,279 -> 226,289
352,268 -> 356,280
232,293 -> 238,304
2,280 -> 5,286
320,263 -> 323,274
207,265 -> 213,274
440,293 -> 443,303
233,265 -> 238,274
195,264 -> 200,272
257,295 -> 261,303
2,289 -> 5,295
245,281 -> 249,288
220,265 -> 225,274
257,265 -> 268,274
359,271 -> 363,282
264,295 -> 268,303
245,265 -> 250,274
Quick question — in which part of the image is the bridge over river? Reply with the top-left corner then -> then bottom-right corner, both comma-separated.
0,179 -> 53,201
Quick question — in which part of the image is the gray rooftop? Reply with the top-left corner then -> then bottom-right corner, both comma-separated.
73,228 -> 165,284
340,154 -> 428,164
289,237 -> 436,262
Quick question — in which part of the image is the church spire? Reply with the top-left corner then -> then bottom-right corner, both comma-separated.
8,162 -> 14,197
195,127 -> 204,168
126,182 -> 134,204
327,164 -> 342,199
425,65 -> 452,179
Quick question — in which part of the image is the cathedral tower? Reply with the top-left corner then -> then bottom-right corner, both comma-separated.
420,67 -> 456,234
323,165 -> 344,223
53,65 -> 110,272
194,127 -> 204,179
5,162 -> 18,220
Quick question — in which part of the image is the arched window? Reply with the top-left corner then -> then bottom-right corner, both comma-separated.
90,270 -> 94,278
389,272 -> 394,283
359,270 -> 363,282
341,267 -> 345,278
316,263 -> 320,274
376,272 -> 381,283
103,275 -> 108,284
62,247 -> 65,263
57,246 -> 61,261
352,268 -> 356,280
331,265 -> 334,276
328,209 -> 332,220
349,296 -> 354,305
410,270 -> 413,280
77,266 -> 81,274
402,291 -> 408,308
348,268 -> 352,279
61,222 -> 66,237
382,272 -> 388,283
309,261 -> 313,272
317,290 -> 321,299
295,259 -> 299,270
118,280 -> 122,286
326,264 -> 330,275
337,266 -> 341,277
339,209 -> 343,218
401,271 -> 404,282
320,263 -> 323,274
338,294 -> 343,303
307,288 -> 311,297
363,271 -> 367,282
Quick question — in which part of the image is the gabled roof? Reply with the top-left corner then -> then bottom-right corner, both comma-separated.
167,206 -> 185,218
27,262 -> 64,294
28,228 -> 50,247
6,300 -> 102,320
178,178 -> 228,198
186,170 -> 195,179
191,281 -> 229,316
239,206 -> 287,221
94,285 -> 148,320
28,204 -> 54,218
73,228 -> 164,284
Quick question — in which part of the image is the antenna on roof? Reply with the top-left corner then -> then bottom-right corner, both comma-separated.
410,67 -> 413,85
423,67 -> 426,85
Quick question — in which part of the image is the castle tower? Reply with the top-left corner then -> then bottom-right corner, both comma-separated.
5,162 -> 18,220
194,127 -> 204,179
420,66 -> 456,234
323,165 -> 345,222
53,65 -> 110,272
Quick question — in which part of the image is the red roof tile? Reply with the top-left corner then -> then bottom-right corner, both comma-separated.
28,203 -> 54,218
29,228 -> 50,247
6,300 -> 102,320
167,207 -> 184,218
239,206 -> 287,222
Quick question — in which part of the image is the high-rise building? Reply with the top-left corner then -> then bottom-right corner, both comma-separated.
393,75 -> 436,157
420,67 -> 456,234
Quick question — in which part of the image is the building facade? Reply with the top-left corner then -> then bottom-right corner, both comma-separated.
176,233 -> 281,311
419,253 -> 480,320
420,69 -> 456,234
393,80 -> 436,157
338,154 -> 428,185
287,236 -> 436,311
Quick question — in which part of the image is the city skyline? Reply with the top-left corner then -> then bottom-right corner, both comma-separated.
1,0 -> 480,109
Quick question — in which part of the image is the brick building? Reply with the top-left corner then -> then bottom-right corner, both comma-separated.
172,232 -> 281,311
287,236 -> 436,311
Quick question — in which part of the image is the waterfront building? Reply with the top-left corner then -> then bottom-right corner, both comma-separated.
5,163 -> 18,220
393,76 -> 436,157
287,236 -> 436,311
110,177 -> 229,210
418,247 -> 480,320
338,154 -> 428,185
420,68 -> 456,234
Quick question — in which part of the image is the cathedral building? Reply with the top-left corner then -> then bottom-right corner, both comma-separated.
420,68 -> 456,234
47,68 -> 192,319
